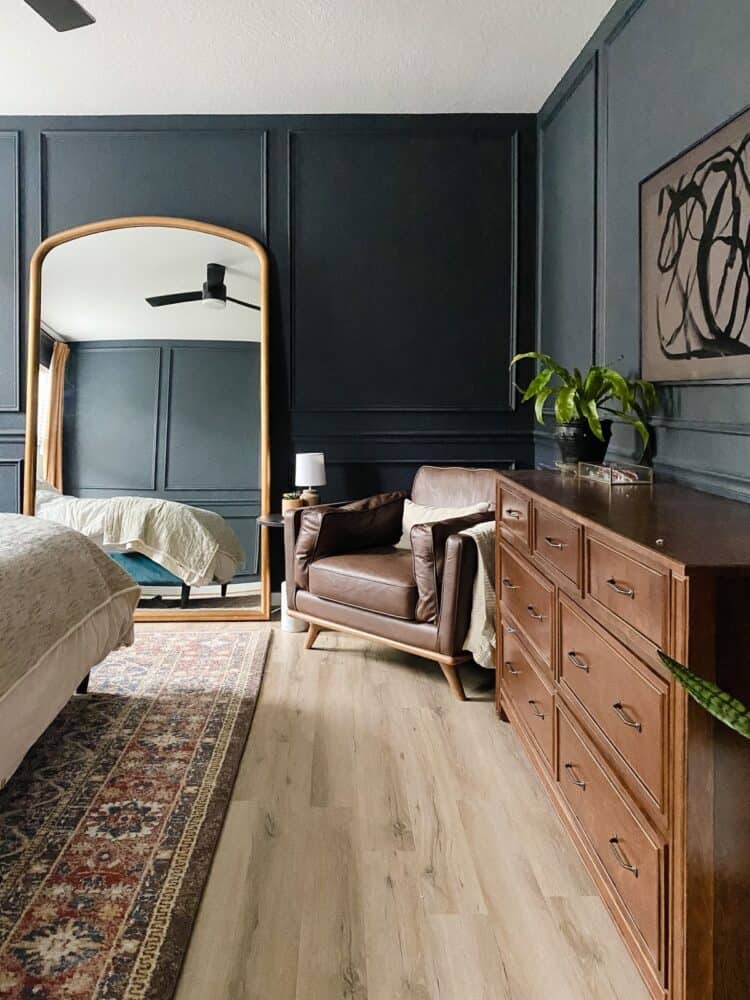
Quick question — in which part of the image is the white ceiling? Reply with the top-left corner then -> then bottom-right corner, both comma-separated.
42,227 -> 262,342
5,0 -> 616,115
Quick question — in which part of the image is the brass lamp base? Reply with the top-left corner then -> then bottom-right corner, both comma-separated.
299,489 -> 320,506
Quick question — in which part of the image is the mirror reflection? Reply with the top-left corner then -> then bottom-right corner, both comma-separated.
35,224 -> 265,617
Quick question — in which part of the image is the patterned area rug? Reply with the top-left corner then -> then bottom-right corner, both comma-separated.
0,629 -> 271,999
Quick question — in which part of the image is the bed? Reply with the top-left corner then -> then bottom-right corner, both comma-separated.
35,482 -> 245,591
0,514 -> 141,789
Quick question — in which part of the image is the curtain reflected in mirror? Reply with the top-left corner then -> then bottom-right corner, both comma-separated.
32,222 -> 268,619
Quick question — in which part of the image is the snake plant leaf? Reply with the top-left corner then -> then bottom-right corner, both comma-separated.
555,385 -> 578,424
658,651 -> 750,740
522,366 -> 554,402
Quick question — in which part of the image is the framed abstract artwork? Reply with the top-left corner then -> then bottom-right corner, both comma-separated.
640,104 -> 750,382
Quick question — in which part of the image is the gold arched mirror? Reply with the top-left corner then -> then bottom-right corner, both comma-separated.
24,217 -> 270,621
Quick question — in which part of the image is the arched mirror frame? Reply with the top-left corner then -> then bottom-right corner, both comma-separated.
23,216 -> 271,622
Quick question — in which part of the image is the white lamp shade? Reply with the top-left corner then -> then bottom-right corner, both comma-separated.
295,452 -> 326,488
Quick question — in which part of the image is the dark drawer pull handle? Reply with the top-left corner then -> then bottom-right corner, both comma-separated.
502,578 -> 519,591
505,508 -> 523,520
504,661 -> 522,677
567,651 -> 589,672
609,836 -> 638,876
528,700 -> 545,720
527,605 -> 544,621
606,578 -> 635,598
612,702 -> 642,731
544,536 -> 565,549
564,763 -> 586,789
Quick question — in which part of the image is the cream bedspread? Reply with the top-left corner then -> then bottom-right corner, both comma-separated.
0,514 -> 140,701
460,519 -> 496,669
37,489 -> 245,587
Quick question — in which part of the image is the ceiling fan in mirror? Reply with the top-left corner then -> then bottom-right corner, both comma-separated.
146,263 -> 260,311
24,0 -> 95,31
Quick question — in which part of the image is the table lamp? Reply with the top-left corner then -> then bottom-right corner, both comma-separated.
295,452 -> 326,506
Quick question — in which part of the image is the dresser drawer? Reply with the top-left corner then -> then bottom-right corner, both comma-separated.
501,628 -> 554,769
499,544 -> 554,668
559,597 -> 668,810
533,504 -> 582,586
498,486 -> 530,548
586,536 -> 668,646
557,708 -> 665,976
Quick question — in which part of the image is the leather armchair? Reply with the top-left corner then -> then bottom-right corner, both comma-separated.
284,465 -> 497,699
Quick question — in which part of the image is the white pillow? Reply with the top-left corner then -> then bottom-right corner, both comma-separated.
395,498 -> 491,549
35,478 -> 61,511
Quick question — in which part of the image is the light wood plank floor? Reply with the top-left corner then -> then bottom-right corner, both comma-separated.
144,622 -> 649,1000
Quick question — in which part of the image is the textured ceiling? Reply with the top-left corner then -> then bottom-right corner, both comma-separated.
4,0 -> 616,114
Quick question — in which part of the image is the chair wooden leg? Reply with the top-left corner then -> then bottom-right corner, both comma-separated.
304,624 -> 322,650
438,661 -> 467,701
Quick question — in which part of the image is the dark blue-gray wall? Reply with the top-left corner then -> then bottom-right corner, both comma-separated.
537,0 -> 750,499
0,115 -> 537,582
63,340 -> 261,580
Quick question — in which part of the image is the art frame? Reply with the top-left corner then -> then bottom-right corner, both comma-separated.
640,102 -> 750,383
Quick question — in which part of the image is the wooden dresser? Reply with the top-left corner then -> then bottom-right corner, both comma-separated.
495,471 -> 750,1000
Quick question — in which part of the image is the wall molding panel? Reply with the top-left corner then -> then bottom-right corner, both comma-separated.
39,128 -> 269,242
537,55 -> 597,373
0,132 -> 19,413
287,125 -> 527,414
0,429 -> 24,512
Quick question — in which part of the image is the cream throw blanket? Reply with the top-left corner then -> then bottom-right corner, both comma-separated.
459,519 -> 496,669
37,489 -> 245,587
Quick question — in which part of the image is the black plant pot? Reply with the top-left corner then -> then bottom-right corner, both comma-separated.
555,419 -> 612,466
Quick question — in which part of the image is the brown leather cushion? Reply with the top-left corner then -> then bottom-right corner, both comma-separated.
308,547 -> 417,620
410,510 -> 494,623
294,492 -> 406,590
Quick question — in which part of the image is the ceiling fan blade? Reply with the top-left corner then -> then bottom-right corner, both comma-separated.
146,291 -> 202,307
206,263 -> 226,287
24,0 -> 95,31
226,296 -> 261,311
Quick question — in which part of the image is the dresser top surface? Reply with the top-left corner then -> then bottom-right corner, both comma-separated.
499,471 -> 750,571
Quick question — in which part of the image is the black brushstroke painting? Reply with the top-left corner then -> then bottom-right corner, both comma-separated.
641,105 -> 750,382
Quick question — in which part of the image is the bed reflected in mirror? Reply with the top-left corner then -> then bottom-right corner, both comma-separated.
26,219 -> 269,621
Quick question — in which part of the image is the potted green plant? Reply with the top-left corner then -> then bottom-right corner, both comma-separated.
511,353 -> 656,465
281,491 -> 304,513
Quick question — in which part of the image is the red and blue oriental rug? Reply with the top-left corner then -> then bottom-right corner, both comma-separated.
0,629 -> 270,999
